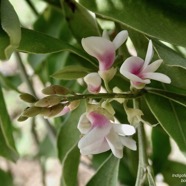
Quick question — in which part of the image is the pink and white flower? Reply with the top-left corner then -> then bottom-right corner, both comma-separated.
81,30 -> 128,71
77,111 -> 136,158
84,72 -> 102,93
120,40 -> 171,89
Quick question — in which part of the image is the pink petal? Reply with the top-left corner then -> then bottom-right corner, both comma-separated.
113,124 -> 136,136
88,112 -> 110,128
143,72 -> 171,84
81,37 -> 115,71
143,59 -> 163,73
84,73 -> 101,93
143,40 -> 154,69
120,56 -> 144,76
121,71 -> 150,84
79,138 -> 110,155
120,136 -> 137,151
112,30 -> 128,50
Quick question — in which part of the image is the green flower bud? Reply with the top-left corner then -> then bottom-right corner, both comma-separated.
17,115 -> 28,122
42,85 -> 70,95
22,107 -> 42,117
35,95 -> 61,107
41,104 -> 64,117
98,67 -> 117,82
19,93 -> 37,103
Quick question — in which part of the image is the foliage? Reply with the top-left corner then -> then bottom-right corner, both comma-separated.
0,0 -> 186,185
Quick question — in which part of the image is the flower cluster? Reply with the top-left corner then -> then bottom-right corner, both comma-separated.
82,30 -> 128,93
78,111 -> 136,158
76,30 -> 171,158
82,31 -> 171,91
18,30 -> 172,159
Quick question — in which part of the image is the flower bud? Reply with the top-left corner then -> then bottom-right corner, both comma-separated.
101,101 -> 115,115
84,73 -> 101,93
17,115 -> 28,122
98,67 -> 116,82
22,107 -> 42,117
19,93 -> 37,103
68,100 -> 80,111
41,104 -> 64,117
125,107 -> 144,127
42,85 -> 70,95
34,95 -> 61,107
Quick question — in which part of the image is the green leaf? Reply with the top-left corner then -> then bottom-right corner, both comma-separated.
162,160 -> 186,186
79,0 -> 186,47
0,27 -> 96,65
0,169 -> 13,186
0,86 -> 17,154
0,0 -> 21,59
154,41 -> 186,69
0,128 -> 18,161
145,94 -> 186,155
61,145 -> 80,186
52,65 -> 92,80
147,88 -> 186,108
62,0 -> 100,42
57,101 -> 85,162
87,154 -> 120,186
151,125 -> 171,174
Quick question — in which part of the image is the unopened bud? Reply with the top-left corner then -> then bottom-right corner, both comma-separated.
19,93 -> 37,103
101,101 -> 115,115
98,67 -> 116,82
22,107 -> 42,117
35,95 -> 61,107
41,104 -> 64,117
42,85 -> 70,95
68,100 -> 80,111
17,115 -> 28,122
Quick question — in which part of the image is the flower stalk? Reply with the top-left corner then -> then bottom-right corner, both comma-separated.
134,99 -> 155,186
60,90 -> 147,102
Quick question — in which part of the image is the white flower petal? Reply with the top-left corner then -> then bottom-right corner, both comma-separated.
81,37 -> 115,71
78,124 -> 112,149
79,138 -> 110,155
106,129 -> 123,158
113,124 -> 136,136
143,72 -> 171,84
84,73 -> 101,93
112,30 -> 128,50
120,136 -> 137,151
143,40 -> 154,69
143,59 -> 163,73
121,71 -> 150,84
77,113 -> 91,134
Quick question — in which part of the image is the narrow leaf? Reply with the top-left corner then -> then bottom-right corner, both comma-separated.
87,154 -> 120,186
0,128 -> 18,161
1,0 -> 21,59
62,0 -> 100,41
52,65 -> 92,80
57,101 -> 85,162
145,94 -> 186,155
61,145 -> 80,186
80,0 -> 186,47
0,85 -> 17,153
147,88 -> 186,108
